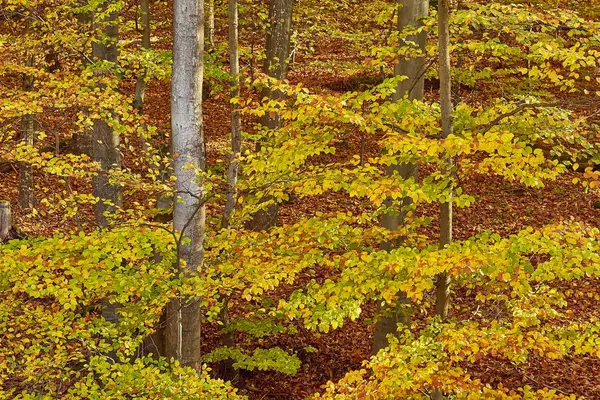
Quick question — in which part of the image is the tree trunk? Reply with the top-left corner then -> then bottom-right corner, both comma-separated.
0,201 -> 11,242
436,0 -> 453,321
218,1 -> 242,381
92,8 -> 122,228
19,55 -> 35,210
91,6 -> 123,341
433,0 -> 453,398
246,0 -> 294,231
392,0 -> 429,103
207,0 -> 215,49
71,11 -> 93,156
165,0 -> 205,371
134,0 -> 151,112
0,201 -> 22,243
261,0 -> 294,130
221,0 -> 242,230
133,0 -> 155,161
372,0 -> 429,355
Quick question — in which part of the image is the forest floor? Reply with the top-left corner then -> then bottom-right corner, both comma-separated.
2,2 -> 600,399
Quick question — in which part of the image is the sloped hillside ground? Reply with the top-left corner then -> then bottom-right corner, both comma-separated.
1,0 -> 600,398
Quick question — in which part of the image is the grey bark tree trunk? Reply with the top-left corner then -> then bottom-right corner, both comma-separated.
0,201 -> 12,242
91,5 -> 124,347
221,0 -> 241,230
433,0 -> 452,398
392,0 -> 429,103
207,0 -> 215,49
165,0 -> 205,371
219,0 -> 242,381
246,0 -> 294,231
92,8 -> 123,228
134,0 -> 151,112
19,55 -> 35,210
372,0 -> 429,355
0,201 -> 21,243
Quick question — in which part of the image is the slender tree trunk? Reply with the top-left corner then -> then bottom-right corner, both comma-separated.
372,0 -> 429,355
219,0 -> 242,381
19,55 -> 35,210
133,0 -> 156,163
219,297 -> 237,381
92,8 -> 122,228
246,0 -> 294,231
221,0 -> 242,230
165,0 -> 205,371
433,0 -> 453,398
435,0 -> 452,321
207,0 -> 215,49
134,0 -> 151,112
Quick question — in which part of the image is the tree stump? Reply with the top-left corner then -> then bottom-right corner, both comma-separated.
0,201 -> 22,243
0,201 -> 11,241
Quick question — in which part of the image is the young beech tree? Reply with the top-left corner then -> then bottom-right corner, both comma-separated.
166,0 -> 206,369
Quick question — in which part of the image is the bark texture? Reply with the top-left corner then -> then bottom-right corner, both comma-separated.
392,0 -> 429,103
261,0 -> 294,130
0,201 -> 11,242
165,0 -> 205,371
207,0 -> 215,49
0,201 -> 22,243
372,0 -> 429,355
92,7 -> 123,228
